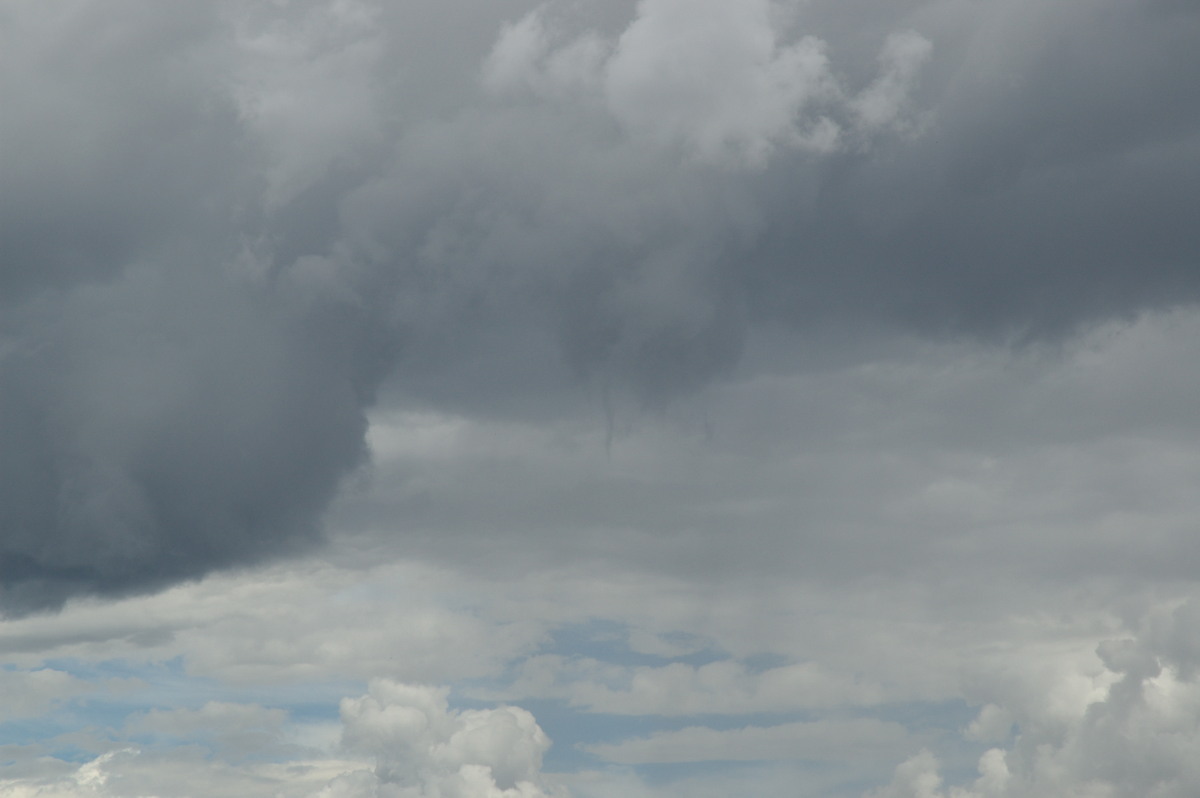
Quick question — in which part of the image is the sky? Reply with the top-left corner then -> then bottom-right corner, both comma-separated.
2,0 -> 1200,795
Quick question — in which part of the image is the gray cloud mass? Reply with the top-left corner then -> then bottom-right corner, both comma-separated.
2,0 -> 1198,612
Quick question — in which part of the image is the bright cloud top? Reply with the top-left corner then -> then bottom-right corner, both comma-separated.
484,0 -> 930,165
0,681 -> 565,798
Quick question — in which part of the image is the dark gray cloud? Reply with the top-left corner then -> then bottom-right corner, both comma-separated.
0,2 -> 249,300
2,0 -> 1198,612
0,266 -> 395,611
747,0 -> 1200,338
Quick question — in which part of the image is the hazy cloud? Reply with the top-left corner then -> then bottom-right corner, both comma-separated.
3,6 -> 1200,796
6,0 -> 1198,609
584,718 -> 911,765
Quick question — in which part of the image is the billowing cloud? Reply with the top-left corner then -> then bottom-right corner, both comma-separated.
3,27 -> 1200,798
0,0 -> 399,613
0,683 -> 565,798
602,0 -> 844,164
335,680 -> 566,797
869,601 -> 1200,798
482,0 -> 931,165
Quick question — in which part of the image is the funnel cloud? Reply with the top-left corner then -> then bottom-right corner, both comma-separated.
2,0 -> 1199,616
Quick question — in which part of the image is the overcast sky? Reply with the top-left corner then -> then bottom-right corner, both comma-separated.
2,0 -> 1200,795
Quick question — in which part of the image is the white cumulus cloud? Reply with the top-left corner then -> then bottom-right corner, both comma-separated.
870,599 -> 1200,798
337,680 -> 568,798
480,0 -> 931,167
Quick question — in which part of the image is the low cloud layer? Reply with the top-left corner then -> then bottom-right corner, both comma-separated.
2,0 -> 1199,701
0,681 -> 564,798
0,0 -> 922,610
870,601 -> 1200,798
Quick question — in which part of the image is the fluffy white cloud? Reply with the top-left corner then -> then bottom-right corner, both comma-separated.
870,600 -> 1200,798
335,680 -> 566,798
480,0 -> 930,166
602,0 -> 841,164
0,683 -> 566,798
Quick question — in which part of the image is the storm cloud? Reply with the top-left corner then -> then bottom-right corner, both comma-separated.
2,0 -> 1199,613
